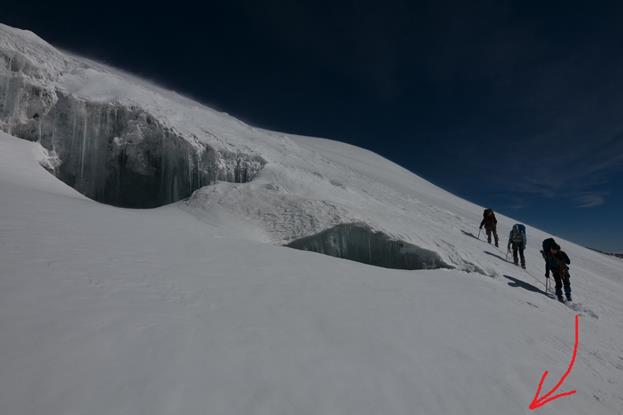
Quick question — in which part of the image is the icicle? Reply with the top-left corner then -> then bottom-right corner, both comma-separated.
113,106 -> 119,136
37,117 -> 42,143
187,151 -> 192,193
71,107 -> 77,152
2,53 -> 14,112
9,84 -> 21,137
92,106 -> 102,195
50,111 -> 57,149
160,130 -> 166,201
80,106 -> 87,186
196,149 -> 201,187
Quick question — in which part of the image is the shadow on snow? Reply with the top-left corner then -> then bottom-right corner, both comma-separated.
503,275 -> 550,298
460,229 -> 480,240
483,250 -> 513,264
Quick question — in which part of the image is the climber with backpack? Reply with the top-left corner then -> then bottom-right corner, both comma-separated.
541,238 -> 572,302
507,224 -> 527,268
479,208 -> 499,247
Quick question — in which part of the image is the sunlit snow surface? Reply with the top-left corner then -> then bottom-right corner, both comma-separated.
1,23 -> 623,415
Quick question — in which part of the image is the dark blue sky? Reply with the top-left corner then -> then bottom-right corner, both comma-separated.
4,0 -> 623,251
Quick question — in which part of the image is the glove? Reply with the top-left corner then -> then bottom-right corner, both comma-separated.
545,272 -> 550,279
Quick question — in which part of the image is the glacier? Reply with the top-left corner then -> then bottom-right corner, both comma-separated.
1,21 -> 623,415
0,22 -> 458,268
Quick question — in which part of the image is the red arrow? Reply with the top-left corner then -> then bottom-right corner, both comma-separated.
529,314 -> 579,410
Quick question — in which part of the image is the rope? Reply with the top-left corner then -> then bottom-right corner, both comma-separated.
523,268 -> 549,291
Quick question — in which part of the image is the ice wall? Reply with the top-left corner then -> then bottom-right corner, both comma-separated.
287,223 -> 453,270
0,48 -> 265,208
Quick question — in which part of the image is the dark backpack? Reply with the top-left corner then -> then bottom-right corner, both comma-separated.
541,238 -> 560,259
510,224 -> 527,244
483,208 -> 493,218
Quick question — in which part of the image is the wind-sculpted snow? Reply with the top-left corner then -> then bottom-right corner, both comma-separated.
0,25 -> 67,81
185,180 -> 454,270
184,181 -> 356,242
0,24 -> 266,207
287,223 -> 453,270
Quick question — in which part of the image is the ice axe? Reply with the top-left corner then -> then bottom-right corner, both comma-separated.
545,275 -> 550,294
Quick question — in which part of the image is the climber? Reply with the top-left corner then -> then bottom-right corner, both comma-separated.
479,208 -> 499,247
507,224 -> 527,268
542,238 -> 572,302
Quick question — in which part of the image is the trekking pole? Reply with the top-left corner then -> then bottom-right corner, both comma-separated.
477,228 -> 482,240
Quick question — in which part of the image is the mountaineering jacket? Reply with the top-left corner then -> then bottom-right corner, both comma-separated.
480,212 -> 497,231
545,251 -> 571,276
508,226 -> 527,250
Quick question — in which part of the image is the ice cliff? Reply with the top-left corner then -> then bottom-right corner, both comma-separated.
0,24 -> 265,207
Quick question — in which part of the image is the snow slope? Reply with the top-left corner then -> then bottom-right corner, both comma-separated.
1,22 -> 623,414
2,131 -> 623,415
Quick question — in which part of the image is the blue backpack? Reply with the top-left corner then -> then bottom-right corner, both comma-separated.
510,224 -> 527,245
